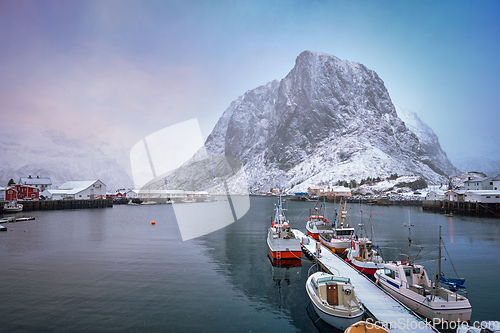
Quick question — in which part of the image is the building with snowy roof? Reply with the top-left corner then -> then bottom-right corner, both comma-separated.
41,180 -> 106,200
464,177 -> 493,190
19,176 -> 52,191
464,190 -> 500,203
493,174 -> 500,191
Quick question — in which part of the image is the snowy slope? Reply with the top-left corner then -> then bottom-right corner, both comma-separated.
0,123 -> 133,191
162,51 -> 459,194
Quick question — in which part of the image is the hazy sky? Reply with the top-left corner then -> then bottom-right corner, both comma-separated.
1,0 -> 499,168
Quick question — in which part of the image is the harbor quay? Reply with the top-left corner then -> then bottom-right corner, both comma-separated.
0,199 -> 113,212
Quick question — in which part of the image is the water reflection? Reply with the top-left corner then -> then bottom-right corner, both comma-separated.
199,197 -> 500,326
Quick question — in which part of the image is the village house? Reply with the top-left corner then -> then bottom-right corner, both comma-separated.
464,190 -> 500,203
19,176 -> 52,191
448,190 -> 466,201
13,184 -> 40,200
41,180 -> 106,200
0,187 -> 18,201
307,186 -> 325,196
327,186 -> 352,197
464,176 -> 494,190
425,190 -> 448,201
493,174 -> 500,191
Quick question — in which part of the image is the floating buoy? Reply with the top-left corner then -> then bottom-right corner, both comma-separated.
151,221 -> 156,225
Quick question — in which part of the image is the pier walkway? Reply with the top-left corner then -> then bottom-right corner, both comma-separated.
293,229 -> 438,333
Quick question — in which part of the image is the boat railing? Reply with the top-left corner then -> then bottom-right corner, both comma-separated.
433,285 -> 468,302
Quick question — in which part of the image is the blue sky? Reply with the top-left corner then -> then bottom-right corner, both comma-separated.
1,0 -> 499,171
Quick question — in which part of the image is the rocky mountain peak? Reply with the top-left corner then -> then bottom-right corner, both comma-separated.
171,51 -> 458,194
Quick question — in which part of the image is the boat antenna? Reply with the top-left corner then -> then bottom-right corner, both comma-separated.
437,225 -> 442,284
404,221 -> 414,263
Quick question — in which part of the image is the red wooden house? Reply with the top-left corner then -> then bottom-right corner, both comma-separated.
0,187 -> 18,201
13,184 -> 40,200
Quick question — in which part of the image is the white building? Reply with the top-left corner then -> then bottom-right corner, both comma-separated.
464,177 -> 493,190
19,176 -> 52,191
448,190 -> 466,202
464,190 -> 500,203
41,180 -> 106,200
493,174 -> 500,191
425,190 -> 447,201
328,186 -> 352,197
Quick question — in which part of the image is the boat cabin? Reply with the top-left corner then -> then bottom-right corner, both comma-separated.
382,262 -> 432,295
335,227 -> 355,239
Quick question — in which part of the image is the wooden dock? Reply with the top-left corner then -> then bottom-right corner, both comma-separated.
423,200 -> 500,218
293,229 -> 438,333
1,199 -> 113,212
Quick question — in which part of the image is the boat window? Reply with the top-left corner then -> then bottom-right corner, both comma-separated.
317,277 -> 350,284
413,268 -> 421,274
384,268 -> 395,279
405,269 -> 412,277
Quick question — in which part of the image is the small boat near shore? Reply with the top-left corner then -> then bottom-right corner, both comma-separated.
306,271 -> 364,330
267,196 -> 301,260
3,201 -> 23,213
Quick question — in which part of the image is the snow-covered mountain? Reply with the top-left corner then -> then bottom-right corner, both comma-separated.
395,106 -> 460,177
0,123 -> 133,191
165,51 -> 459,194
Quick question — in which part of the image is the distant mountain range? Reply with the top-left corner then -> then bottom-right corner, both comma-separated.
0,124 -> 133,191
1,51 -> 470,194
172,51 -> 459,194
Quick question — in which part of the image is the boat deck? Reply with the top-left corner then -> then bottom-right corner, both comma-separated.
293,229 -> 438,333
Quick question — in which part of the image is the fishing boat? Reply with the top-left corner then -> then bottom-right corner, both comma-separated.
345,213 -> 384,277
305,203 -> 333,240
319,200 -> 355,253
306,272 -> 364,330
267,196 -> 301,260
181,196 -> 196,203
344,321 -> 390,333
3,201 -> 23,213
374,225 -> 471,323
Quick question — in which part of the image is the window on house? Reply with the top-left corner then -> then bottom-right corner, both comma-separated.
486,196 -> 491,198
31,194 -> 35,198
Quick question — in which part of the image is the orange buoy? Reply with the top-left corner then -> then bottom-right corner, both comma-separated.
151,221 -> 156,225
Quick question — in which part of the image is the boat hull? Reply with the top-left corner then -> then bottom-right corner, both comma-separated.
267,246 -> 302,260
375,272 -> 472,323
307,229 -> 319,240
347,259 -> 384,278
311,302 -> 363,331
267,227 -> 302,260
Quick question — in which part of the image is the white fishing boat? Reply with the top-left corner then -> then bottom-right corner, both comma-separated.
181,196 -> 196,203
3,201 -> 23,213
306,272 -> 364,330
320,200 -> 355,253
267,196 -> 301,260
374,226 -> 471,323
305,203 -> 333,240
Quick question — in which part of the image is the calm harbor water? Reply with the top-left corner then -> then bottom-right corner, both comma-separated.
1,197 -> 499,332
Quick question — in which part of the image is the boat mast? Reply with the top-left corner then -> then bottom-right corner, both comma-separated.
438,225 -> 442,284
